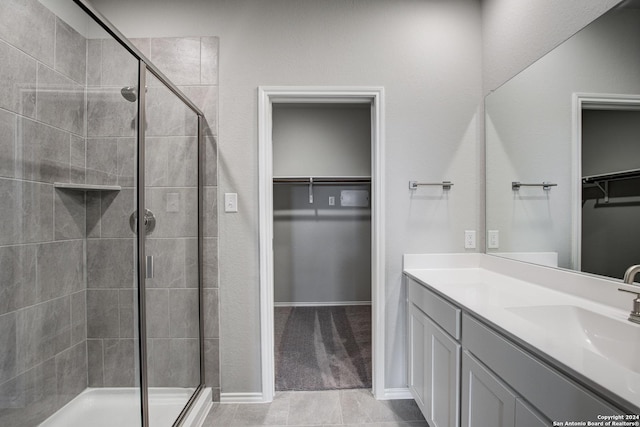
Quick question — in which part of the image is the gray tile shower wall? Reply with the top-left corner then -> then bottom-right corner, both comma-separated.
145,36 -> 219,395
0,0 -> 55,68
83,24 -> 141,392
84,36 -> 220,399
0,40 -> 37,118
0,2 -> 89,424
0,1 -> 221,422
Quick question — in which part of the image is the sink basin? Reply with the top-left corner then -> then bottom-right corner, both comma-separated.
507,305 -> 640,373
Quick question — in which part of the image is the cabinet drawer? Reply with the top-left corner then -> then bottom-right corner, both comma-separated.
407,277 -> 461,340
462,313 -> 621,421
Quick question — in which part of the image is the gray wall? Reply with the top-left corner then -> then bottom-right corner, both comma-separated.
273,104 -> 371,177
273,184 -> 372,304
581,110 -> 640,279
582,110 -> 640,177
91,0 -> 483,393
481,0 -> 621,95
90,0 -> 622,396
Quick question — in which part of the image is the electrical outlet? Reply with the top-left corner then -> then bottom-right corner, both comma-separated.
488,230 -> 499,249
464,230 -> 476,249
328,196 -> 335,206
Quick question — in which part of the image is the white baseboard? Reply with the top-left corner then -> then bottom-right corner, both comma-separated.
380,387 -> 413,400
274,301 -> 372,307
220,392 -> 266,403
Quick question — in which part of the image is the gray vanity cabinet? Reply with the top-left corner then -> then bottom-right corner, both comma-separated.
407,302 -> 428,410
426,324 -> 460,427
461,351 -> 516,427
515,400 -> 548,427
407,278 -> 461,427
461,352 -> 548,427
405,274 -> 623,427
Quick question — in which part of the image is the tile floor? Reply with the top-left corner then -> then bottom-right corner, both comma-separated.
202,389 -> 428,427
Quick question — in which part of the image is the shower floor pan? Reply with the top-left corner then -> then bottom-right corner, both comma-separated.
40,387 -> 212,427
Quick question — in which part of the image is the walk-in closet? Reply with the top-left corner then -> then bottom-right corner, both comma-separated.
272,103 -> 372,391
581,108 -> 640,279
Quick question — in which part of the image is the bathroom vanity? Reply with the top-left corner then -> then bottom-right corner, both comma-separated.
404,254 -> 640,427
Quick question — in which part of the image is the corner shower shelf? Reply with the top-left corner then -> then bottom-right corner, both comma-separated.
54,182 -> 122,191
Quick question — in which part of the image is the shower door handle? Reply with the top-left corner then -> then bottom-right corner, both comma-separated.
146,255 -> 154,279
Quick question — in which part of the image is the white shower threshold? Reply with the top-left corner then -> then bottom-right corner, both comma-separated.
39,387 -> 212,427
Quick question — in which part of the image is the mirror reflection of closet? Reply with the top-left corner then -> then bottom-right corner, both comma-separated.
581,106 -> 640,279
271,103 -> 373,392
484,1 -> 640,281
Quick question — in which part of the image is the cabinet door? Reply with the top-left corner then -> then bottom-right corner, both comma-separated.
408,303 -> 428,412
426,320 -> 460,427
515,399 -> 549,427
461,351 -> 516,427
408,303 -> 460,427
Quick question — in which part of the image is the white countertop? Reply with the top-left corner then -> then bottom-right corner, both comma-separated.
403,254 -> 640,413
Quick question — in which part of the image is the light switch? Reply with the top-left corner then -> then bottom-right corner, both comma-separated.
225,193 -> 238,213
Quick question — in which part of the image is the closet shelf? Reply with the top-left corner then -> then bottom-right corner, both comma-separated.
273,176 -> 370,204
273,176 -> 371,184
582,168 -> 640,184
54,182 -> 122,191
582,168 -> 640,203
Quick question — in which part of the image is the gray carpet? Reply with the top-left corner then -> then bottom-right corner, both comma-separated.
274,305 -> 372,391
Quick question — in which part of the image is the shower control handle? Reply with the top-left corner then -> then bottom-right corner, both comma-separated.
129,209 -> 156,234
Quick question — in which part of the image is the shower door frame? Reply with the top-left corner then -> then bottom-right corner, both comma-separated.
73,1 -> 207,425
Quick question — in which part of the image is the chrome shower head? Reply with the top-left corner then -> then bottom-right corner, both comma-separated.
120,86 -> 137,102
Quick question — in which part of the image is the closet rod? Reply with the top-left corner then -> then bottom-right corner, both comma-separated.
273,177 -> 371,184
582,168 -> 640,203
273,177 -> 370,204
582,168 -> 640,184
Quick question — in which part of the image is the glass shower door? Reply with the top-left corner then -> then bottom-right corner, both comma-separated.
141,68 -> 202,426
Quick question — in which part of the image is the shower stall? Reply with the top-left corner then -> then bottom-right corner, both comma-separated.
0,0 -> 216,425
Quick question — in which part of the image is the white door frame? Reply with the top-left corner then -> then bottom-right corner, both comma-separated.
258,86 -> 386,402
571,92 -> 640,270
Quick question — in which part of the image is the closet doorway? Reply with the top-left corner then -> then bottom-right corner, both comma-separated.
573,94 -> 640,274
273,103 -> 371,392
258,87 -> 385,402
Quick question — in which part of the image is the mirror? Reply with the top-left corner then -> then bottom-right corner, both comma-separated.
485,0 -> 640,281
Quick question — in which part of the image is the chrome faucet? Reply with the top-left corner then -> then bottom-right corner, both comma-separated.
618,265 -> 640,324
623,265 -> 640,285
